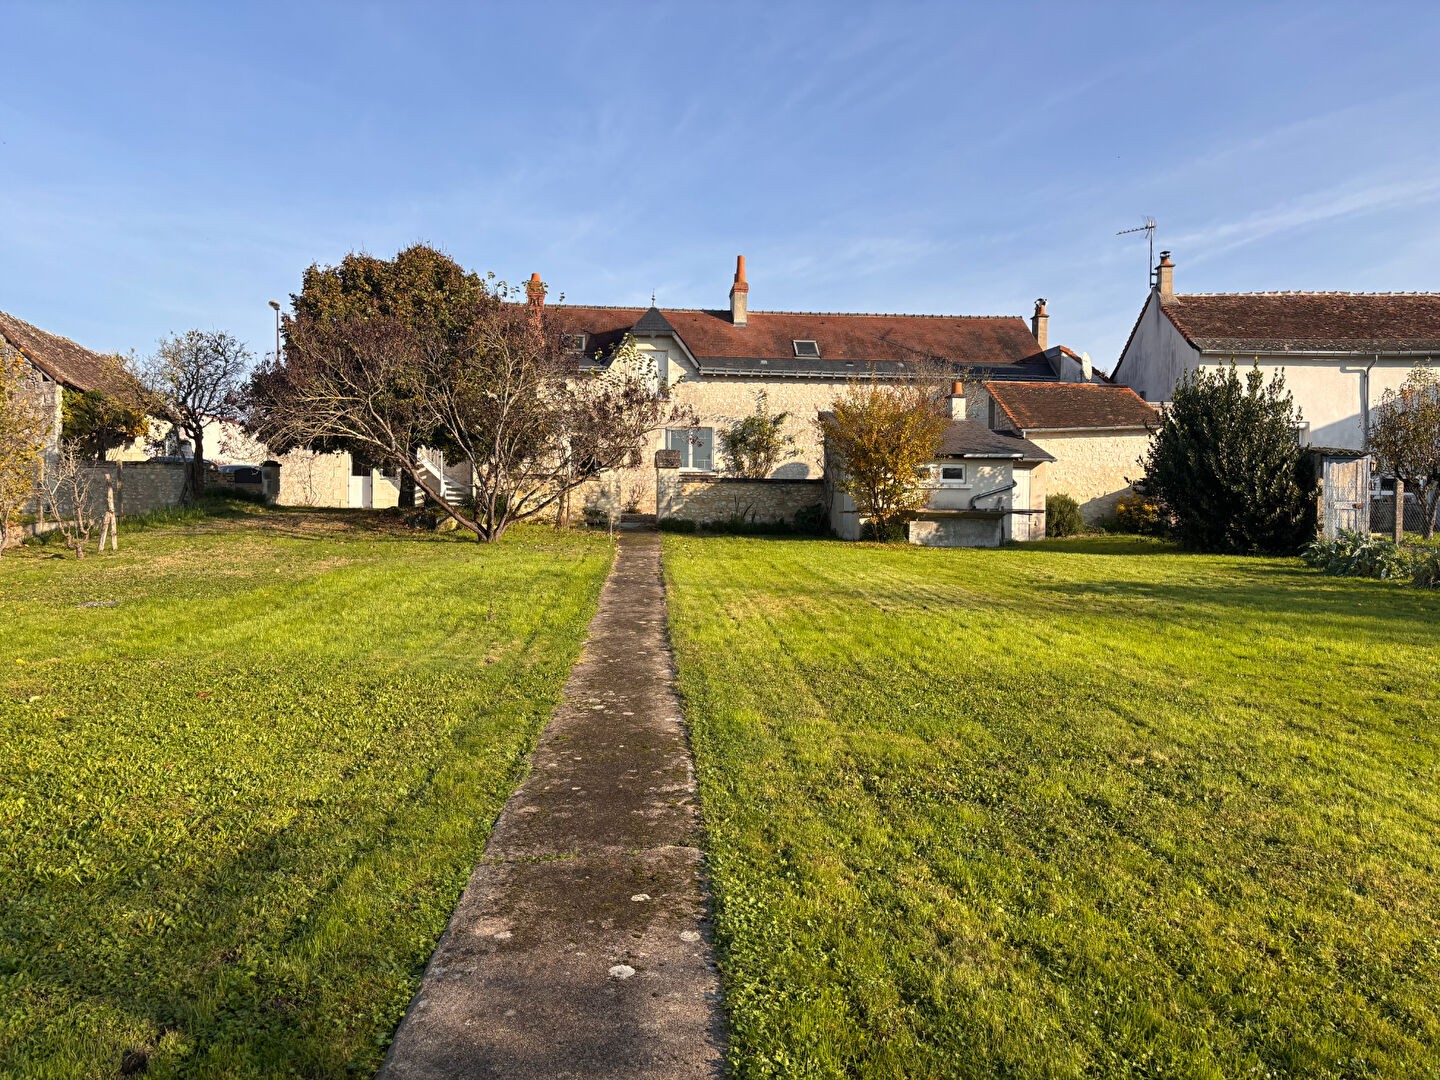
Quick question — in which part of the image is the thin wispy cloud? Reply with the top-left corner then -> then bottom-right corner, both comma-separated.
1174,174 -> 1440,262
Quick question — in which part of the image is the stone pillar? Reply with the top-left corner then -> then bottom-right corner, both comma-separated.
655,449 -> 682,520
260,460 -> 282,505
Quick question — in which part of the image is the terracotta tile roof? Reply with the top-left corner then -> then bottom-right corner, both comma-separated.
1159,292 -> 1440,353
0,309 -> 130,393
551,303 -> 1045,375
984,380 -> 1159,432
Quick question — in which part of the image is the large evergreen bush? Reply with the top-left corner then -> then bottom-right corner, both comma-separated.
1140,365 -> 1315,554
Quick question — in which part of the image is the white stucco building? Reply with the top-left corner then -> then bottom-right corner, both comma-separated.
1112,251 -> 1440,450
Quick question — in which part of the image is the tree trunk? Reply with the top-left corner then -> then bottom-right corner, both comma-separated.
1394,477 -> 1405,544
399,469 -> 417,509
183,425 -> 206,504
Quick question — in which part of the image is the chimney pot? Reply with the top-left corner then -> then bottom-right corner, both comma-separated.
1031,298 -> 1049,351
526,272 -> 546,308
729,254 -> 749,326
1156,251 -> 1175,299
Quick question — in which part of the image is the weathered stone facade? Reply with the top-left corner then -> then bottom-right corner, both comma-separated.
657,472 -> 823,527
1027,430 -> 1151,521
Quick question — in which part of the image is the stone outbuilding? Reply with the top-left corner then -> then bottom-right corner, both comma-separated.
982,380 -> 1159,522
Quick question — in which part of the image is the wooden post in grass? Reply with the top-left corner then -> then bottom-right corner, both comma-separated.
1394,478 -> 1405,544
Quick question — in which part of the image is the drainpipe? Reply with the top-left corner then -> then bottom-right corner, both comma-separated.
969,480 -> 1017,510
1361,352 -> 1378,448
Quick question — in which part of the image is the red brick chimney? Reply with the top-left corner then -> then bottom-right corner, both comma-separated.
1156,251 -> 1174,299
1031,298 -> 1048,351
526,272 -> 546,309
729,255 -> 749,326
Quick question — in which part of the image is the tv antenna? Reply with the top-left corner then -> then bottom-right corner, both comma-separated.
1117,217 -> 1157,286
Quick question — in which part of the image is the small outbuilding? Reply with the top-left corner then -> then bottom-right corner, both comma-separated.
824,394 -> 1053,547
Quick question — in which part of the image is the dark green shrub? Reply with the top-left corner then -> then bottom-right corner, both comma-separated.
1045,493 -> 1084,538
860,519 -> 909,543
1302,531 -> 1408,579
1409,547 -> 1440,588
656,518 -> 699,534
792,502 -> 828,536
1140,365 -> 1316,554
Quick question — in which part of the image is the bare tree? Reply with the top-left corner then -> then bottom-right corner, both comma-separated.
246,281 -> 687,541
0,350 -> 50,554
141,331 -> 251,501
1370,364 -> 1440,539
38,445 -> 101,558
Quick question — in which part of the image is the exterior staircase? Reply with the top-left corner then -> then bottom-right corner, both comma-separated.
417,448 -> 470,505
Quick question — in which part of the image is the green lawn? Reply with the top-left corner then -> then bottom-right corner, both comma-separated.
664,535 -> 1440,1078
0,506 -> 612,1078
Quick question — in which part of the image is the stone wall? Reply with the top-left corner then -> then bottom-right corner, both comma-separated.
115,460 -> 189,515
657,471 -> 824,527
276,449 -> 352,507
31,459 -> 188,522
1029,430 -> 1151,522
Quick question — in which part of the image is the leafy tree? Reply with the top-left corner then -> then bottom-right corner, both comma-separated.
1140,364 -> 1315,554
1368,364 -> 1440,539
247,279 -> 686,541
818,380 -> 950,540
61,377 -> 148,460
719,391 -> 798,478
0,349 -> 49,554
289,245 -> 487,506
140,331 -> 251,501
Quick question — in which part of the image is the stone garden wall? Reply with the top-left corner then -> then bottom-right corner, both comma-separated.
657,472 -> 824,527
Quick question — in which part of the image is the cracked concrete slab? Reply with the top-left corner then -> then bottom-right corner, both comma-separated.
380,531 -> 726,1079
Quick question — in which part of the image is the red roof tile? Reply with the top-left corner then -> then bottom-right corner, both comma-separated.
550,304 -> 1043,367
1160,292 -> 1440,353
0,310 -> 131,393
984,380 -> 1158,432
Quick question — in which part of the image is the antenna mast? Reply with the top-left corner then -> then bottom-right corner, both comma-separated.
1117,217 -> 1158,286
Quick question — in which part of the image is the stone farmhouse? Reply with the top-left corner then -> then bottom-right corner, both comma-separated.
1113,251 -> 1440,450
547,257 -> 1110,521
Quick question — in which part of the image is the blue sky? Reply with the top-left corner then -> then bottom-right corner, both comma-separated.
4,1 -> 1439,373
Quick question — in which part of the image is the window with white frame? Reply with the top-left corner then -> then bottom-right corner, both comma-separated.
931,463 -> 967,486
665,427 -> 714,471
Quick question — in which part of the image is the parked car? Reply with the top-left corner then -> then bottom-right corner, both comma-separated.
213,464 -> 264,494
1370,475 -> 1418,503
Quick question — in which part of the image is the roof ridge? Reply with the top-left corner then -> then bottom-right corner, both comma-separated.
1172,291 -> 1440,298
0,309 -> 104,356
556,304 -> 1023,320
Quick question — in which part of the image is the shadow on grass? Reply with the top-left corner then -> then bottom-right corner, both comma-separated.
1033,569 -> 1438,640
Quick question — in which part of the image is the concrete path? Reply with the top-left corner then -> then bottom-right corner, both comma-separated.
380,530 -> 726,1079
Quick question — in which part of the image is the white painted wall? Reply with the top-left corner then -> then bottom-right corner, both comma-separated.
1112,292 -> 1432,451
1113,293 -> 1202,403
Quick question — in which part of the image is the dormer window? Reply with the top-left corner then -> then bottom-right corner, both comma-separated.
560,333 -> 588,355
792,339 -> 821,359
